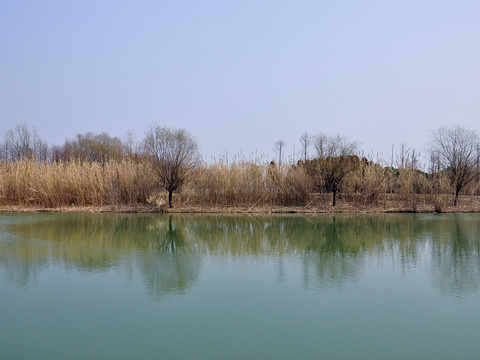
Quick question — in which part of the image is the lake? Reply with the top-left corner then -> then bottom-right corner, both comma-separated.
1,213 -> 480,359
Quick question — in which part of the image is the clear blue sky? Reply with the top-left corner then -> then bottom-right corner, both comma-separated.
2,0 -> 480,164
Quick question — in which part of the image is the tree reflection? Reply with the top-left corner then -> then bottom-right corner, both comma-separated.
1,213 -> 480,298
0,214 -> 200,300
161,215 -> 186,252
137,215 -> 200,300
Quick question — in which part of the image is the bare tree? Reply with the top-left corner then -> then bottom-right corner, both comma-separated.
124,130 -> 137,159
0,141 -> 7,162
315,134 -> 358,160
64,132 -> 126,164
32,128 -> 48,162
3,123 -> 47,162
308,134 -> 359,206
398,143 -> 409,169
5,123 -> 31,161
477,144 -> 480,197
143,126 -> 200,207
49,144 -> 63,163
274,140 -> 286,165
299,132 -> 310,163
312,132 -> 328,159
430,125 -> 479,206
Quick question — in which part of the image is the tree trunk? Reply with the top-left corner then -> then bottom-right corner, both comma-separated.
454,187 -> 460,206
332,188 -> 337,206
168,190 -> 173,208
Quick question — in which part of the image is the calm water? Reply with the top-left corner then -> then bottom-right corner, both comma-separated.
1,213 -> 480,359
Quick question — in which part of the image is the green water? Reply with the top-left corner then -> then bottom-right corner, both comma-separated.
1,213 -> 480,359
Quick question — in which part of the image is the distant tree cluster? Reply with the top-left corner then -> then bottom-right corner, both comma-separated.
0,123 -> 200,208
287,125 -> 479,207
1,123 -> 48,162
60,132 -> 126,164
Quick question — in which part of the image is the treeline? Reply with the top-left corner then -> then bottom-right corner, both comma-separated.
0,123 -> 134,164
0,123 -> 479,211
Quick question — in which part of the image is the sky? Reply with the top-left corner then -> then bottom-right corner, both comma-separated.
1,0 -> 480,166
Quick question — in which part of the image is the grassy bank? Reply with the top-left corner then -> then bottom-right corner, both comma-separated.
1,196 -> 480,214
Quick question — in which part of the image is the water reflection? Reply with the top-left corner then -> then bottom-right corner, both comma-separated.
428,215 -> 480,297
1,213 -> 480,298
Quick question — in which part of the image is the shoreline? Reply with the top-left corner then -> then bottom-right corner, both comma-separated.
1,203 -> 480,214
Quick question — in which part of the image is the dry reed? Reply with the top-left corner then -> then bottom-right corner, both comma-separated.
0,160 -> 156,207
1,156 -> 480,211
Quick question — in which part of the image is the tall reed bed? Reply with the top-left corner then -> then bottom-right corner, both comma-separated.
0,160 -> 155,207
1,157 -> 479,210
184,160 -> 313,207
